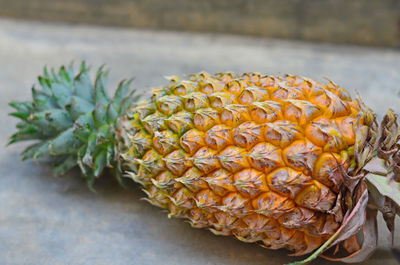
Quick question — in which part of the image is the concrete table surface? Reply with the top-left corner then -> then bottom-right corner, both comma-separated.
1,18 -> 400,265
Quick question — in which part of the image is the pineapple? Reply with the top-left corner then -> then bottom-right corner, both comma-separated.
9,63 -> 400,264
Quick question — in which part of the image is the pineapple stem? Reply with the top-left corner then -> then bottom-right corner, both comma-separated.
8,62 -> 140,189
286,230 -> 339,265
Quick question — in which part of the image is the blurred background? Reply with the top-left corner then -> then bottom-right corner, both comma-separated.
1,1 -> 400,265
1,0 -> 400,47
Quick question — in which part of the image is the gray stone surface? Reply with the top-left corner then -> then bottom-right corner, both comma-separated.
1,18 -> 400,265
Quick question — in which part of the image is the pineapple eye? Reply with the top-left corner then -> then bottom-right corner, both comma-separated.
174,82 -> 196,96
193,147 -> 220,174
220,104 -> 250,127
227,80 -> 245,95
165,112 -> 193,135
164,75 -> 180,88
183,93 -> 209,111
175,84 -> 188,95
238,86 -> 269,105
295,181 -> 336,212
157,97 -> 181,115
248,142 -> 283,174
152,130 -> 179,154
233,169 -> 268,197
259,75 -> 277,88
180,129 -> 205,155
238,90 -> 254,104
205,124 -> 232,151
193,108 -> 220,131
209,93 -> 236,112
163,150 -> 191,176
211,97 -> 223,110
218,146 -> 249,173
202,83 -> 214,94
198,71 -> 211,81
217,72 -> 233,83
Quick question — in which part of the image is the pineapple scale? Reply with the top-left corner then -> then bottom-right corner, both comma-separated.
120,72 -> 362,255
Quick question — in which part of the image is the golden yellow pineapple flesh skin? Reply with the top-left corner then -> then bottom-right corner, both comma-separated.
121,72 -> 362,255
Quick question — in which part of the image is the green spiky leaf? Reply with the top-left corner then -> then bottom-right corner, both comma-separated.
51,82 -> 73,107
74,113 -> 95,141
66,96 -> 95,120
32,141 -> 51,160
94,149 -> 107,177
9,101 -> 33,113
94,67 -> 110,106
106,103 -> 118,123
9,111 -> 30,120
9,124 -> 44,144
74,64 -> 94,102
49,128 -> 81,155
53,155 -> 78,176
21,141 -> 48,161
113,79 -> 134,111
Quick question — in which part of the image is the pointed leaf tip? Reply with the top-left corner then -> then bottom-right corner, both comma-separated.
94,68 -> 110,106
94,149 -> 107,177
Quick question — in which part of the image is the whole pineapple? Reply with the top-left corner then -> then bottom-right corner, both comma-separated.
9,63 -> 400,264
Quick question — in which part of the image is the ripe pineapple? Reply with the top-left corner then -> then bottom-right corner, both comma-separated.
9,63 -> 400,264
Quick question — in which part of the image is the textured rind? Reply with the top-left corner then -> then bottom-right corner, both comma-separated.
120,72 -> 363,255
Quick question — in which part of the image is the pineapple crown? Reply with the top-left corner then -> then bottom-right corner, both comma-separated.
8,62 -> 139,190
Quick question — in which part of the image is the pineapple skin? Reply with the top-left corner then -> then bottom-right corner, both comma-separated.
120,72 -> 363,255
